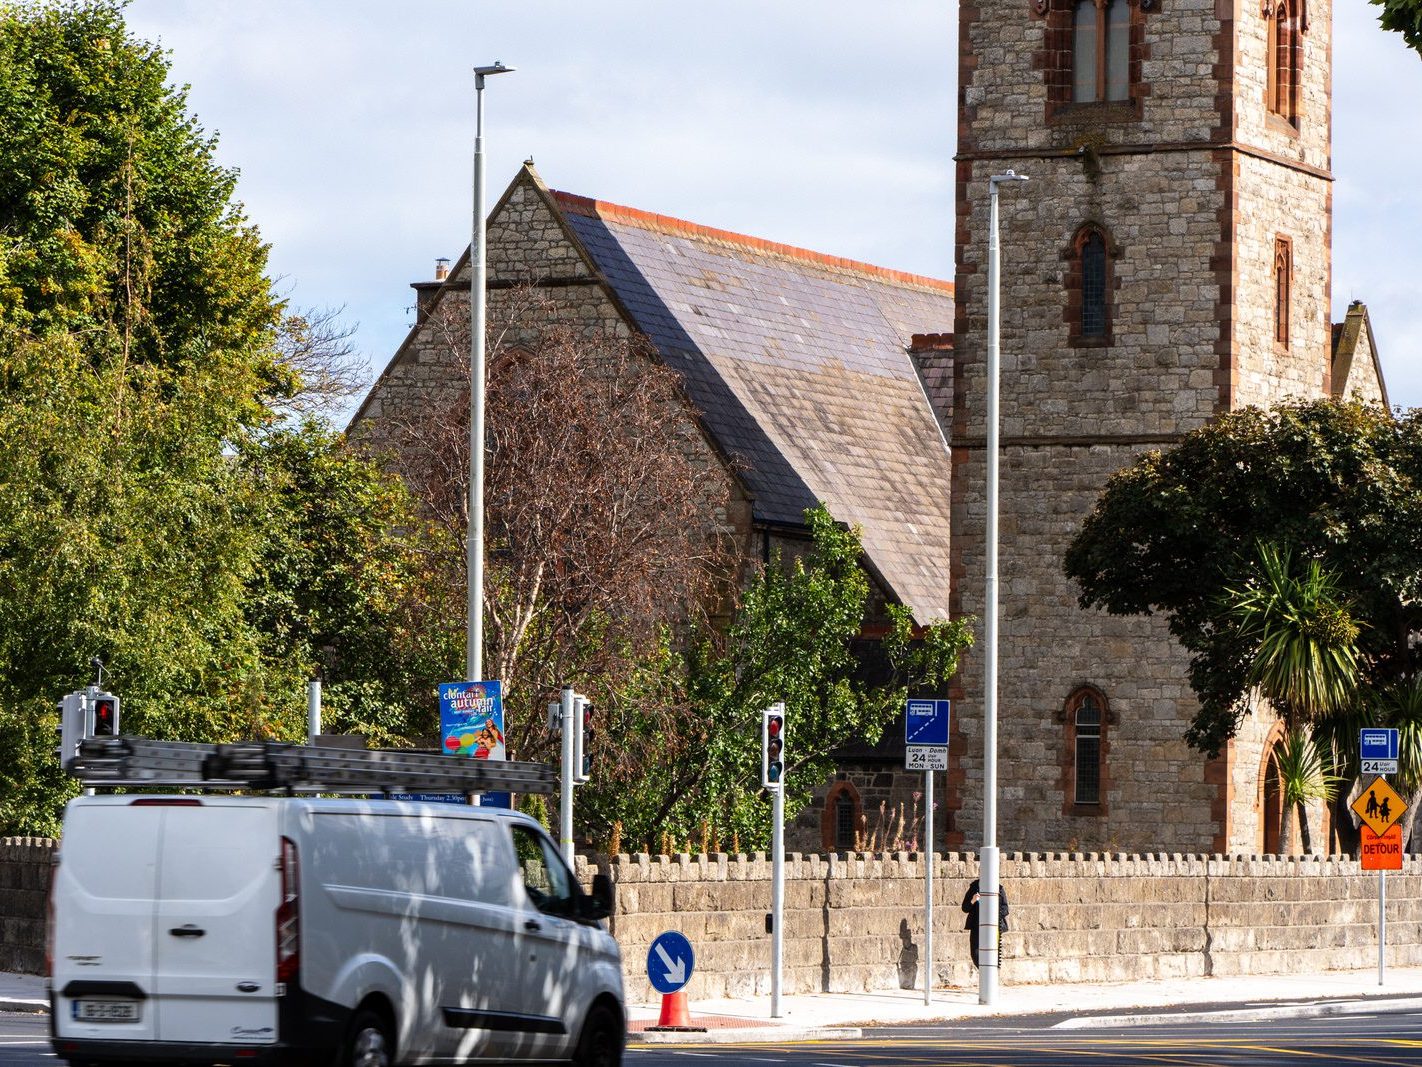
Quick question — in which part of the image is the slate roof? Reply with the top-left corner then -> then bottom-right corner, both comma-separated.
551,190 -> 957,623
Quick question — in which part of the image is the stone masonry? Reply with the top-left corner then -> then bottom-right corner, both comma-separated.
9,838 -> 1417,996
944,0 -> 1341,853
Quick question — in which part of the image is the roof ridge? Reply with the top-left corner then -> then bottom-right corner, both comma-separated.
550,189 -> 954,295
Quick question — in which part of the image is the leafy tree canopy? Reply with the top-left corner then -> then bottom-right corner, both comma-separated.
577,504 -> 975,853
1372,0 -> 1422,59
1065,398 -> 1422,757
0,3 -> 441,835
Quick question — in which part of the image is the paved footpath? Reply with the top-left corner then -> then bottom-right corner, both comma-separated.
12,966 -> 1422,1043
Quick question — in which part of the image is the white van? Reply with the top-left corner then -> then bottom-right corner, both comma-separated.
49,794 -> 624,1066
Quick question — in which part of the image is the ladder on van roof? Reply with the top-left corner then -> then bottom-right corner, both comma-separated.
67,737 -> 556,795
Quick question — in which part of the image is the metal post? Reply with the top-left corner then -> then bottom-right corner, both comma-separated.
924,769 -> 934,1005
307,679 -> 321,746
771,783 -> 784,1018
981,169 -> 1026,1007
1380,870 -> 1386,986
467,61 -> 513,683
559,685 -> 575,866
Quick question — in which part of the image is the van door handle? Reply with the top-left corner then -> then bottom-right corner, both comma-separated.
524,919 -> 542,932
169,925 -> 205,938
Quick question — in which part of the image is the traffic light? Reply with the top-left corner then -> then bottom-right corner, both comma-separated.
574,697 -> 594,783
761,705 -> 785,789
91,693 -> 120,737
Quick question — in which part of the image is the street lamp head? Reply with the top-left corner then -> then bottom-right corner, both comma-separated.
474,61 -> 515,88
990,170 -> 1030,187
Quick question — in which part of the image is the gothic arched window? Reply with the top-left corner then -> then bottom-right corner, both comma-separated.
1274,237 -> 1292,347
1061,687 -> 1111,815
1065,223 -> 1116,346
1267,0 -> 1302,123
1072,0 -> 1131,103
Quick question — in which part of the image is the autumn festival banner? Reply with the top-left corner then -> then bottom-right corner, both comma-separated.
439,680 -> 506,760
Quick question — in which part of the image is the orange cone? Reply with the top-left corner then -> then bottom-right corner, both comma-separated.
657,989 -> 691,1028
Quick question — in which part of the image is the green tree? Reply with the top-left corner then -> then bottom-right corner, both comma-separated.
0,3 -> 447,834
576,505 -> 974,853
238,420 -> 456,748
1066,399 -> 1422,758
1066,399 -> 1422,854
1220,543 -> 1359,853
1372,0 -> 1422,59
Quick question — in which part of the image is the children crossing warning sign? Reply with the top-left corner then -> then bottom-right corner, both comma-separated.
1351,775 -> 1406,838
1361,823 -> 1403,871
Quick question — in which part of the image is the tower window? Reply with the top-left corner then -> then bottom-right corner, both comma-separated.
1061,686 -> 1111,814
1072,0 -> 1131,103
1074,695 -> 1103,804
1267,0 -> 1301,124
1065,223 -> 1116,346
1081,232 -> 1107,337
1274,237 -> 1292,347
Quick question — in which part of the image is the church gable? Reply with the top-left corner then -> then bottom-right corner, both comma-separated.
1330,301 -> 1389,407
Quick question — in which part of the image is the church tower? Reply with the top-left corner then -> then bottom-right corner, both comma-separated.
946,0 -> 1333,852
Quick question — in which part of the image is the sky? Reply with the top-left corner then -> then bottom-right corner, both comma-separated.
122,0 -> 1422,419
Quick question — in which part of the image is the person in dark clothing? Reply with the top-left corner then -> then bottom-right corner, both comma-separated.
961,878 -> 1009,969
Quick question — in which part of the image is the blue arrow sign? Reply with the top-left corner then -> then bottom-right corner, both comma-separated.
647,930 -> 695,994
1361,728 -> 1399,761
906,699 -> 950,746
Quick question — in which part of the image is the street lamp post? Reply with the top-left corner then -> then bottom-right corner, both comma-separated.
468,61 -> 514,683
981,168 -> 1028,1007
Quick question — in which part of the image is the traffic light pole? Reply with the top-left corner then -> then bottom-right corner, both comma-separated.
559,685 -> 575,866
771,781 -> 784,1018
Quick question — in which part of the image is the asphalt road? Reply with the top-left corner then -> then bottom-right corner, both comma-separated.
6,1008 -> 1422,1066
627,1011 -> 1422,1066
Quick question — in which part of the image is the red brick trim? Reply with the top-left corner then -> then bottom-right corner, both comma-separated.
1039,0 -> 1150,123
1058,686 -> 1113,818
549,190 -> 954,295
822,780 -> 866,852
1212,147 -> 1238,413
910,333 -> 955,351
1062,222 -> 1121,347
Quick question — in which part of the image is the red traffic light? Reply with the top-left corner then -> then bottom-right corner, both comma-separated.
767,715 -> 782,738
93,699 -> 117,736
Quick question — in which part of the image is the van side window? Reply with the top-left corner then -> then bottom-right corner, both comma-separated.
511,825 -> 575,917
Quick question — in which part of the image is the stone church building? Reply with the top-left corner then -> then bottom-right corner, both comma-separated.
350,0 -> 1389,856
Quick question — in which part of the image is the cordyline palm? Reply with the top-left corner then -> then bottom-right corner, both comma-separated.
1223,543 -> 1362,853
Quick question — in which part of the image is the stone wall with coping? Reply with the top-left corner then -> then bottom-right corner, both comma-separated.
584,849 -> 1422,1001
8,839 -> 1417,992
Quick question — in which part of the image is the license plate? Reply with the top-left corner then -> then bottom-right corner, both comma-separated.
72,999 -> 140,1022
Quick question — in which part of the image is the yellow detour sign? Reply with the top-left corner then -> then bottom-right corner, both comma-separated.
1352,776 -> 1407,837
1362,824 -> 1404,871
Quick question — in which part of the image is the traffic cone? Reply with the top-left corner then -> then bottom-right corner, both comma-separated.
657,989 -> 691,1028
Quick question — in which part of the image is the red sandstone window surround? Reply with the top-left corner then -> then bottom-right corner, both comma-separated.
1063,223 -> 1119,346
821,780 -> 864,852
1265,0 -> 1302,125
1274,236 -> 1292,348
1060,686 -> 1112,816
1040,0 -> 1148,120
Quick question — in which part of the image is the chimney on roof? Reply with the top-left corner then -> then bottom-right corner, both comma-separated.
411,257 -> 453,325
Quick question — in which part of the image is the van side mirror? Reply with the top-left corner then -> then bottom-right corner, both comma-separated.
579,873 -> 614,921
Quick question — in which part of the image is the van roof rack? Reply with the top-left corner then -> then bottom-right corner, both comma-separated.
68,737 -> 556,796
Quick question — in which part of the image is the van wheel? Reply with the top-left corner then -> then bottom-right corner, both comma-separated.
573,1003 -> 623,1067
344,1008 -> 394,1067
